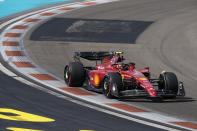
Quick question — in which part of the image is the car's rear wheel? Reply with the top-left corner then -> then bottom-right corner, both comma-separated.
64,62 -> 85,87
103,73 -> 123,98
159,72 -> 178,98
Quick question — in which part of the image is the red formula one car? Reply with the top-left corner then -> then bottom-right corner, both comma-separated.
64,52 -> 185,100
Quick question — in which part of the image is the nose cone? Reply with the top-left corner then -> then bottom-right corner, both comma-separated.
139,80 -> 157,97
148,89 -> 157,97
142,84 -> 157,97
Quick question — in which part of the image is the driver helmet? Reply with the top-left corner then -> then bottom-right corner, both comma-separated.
119,63 -> 129,71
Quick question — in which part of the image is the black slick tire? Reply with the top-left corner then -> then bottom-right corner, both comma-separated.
159,72 -> 178,98
103,73 -> 123,98
64,62 -> 85,87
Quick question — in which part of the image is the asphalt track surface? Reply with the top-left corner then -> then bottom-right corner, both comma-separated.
0,0 -> 168,131
24,0 -> 197,123
0,71 -> 164,131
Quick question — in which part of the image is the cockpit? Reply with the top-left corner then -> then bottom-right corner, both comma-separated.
112,63 -> 135,71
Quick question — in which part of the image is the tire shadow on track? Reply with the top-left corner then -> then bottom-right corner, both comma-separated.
30,18 -> 153,44
118,97 -> 195,103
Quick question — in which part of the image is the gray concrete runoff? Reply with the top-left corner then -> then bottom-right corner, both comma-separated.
24,0 -> 197,122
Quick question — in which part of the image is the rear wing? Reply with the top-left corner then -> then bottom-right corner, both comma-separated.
74,52 -> 112,61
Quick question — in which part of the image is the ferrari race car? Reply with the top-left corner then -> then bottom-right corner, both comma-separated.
64,52 -> 185,100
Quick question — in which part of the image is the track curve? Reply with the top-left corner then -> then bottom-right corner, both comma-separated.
1,71 -> 164,131
24,0 -> 197,123
0,1 -> 170,130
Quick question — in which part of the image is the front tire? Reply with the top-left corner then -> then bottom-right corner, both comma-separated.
64,62 -> 85,87
103,73 -> 123,98
159,72 -> 178,98
85,77 -> 93,91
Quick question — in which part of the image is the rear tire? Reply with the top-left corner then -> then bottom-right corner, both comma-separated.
103,73 -> 123,98
159,72 -> 178,98
64,62 -> 85,87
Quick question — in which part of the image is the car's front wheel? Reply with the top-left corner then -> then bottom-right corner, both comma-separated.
103,73 -> 123,98
158,72 -> 178,98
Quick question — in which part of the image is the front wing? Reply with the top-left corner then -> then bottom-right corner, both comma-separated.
119,82 -> 185,98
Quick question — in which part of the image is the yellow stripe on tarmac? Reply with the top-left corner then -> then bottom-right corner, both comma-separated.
6,127 -> 43,131
0,108 -> 55,122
